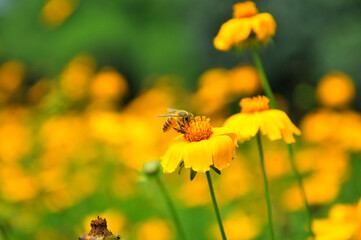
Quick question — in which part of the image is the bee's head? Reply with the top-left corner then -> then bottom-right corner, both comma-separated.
185,113 -> 194,122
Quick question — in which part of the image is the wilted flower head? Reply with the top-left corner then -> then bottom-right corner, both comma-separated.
223,96 -> 300,143
79,216 -> 122,240
214,1 -> 276,51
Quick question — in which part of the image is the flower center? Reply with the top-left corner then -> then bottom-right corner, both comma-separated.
183,116 -> 213,142
240,95 -> 270,113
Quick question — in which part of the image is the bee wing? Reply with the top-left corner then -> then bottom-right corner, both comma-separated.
167,108 -> 180,113
156,114 -> 179,117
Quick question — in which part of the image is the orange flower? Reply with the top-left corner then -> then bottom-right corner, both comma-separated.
316,71 -> 355,108
214,1 -> 276,51
224,96 -> 300,143
161,116 -> 237,173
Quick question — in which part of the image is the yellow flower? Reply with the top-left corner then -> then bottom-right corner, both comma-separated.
60,55 -> 95,101
161,116 -> 237,173
210,210 -> 261,240
41,0 -> 77,27
136,219 -> 173,240
192,68 -> 231,115
214,1 -> 276,51
223,96 -> 300,143
313,200 -> 361,240
90,68 -> 128,101
316,71 -> 355,108
282,147 -> 348,211
0,61 -> 25,103
229,65 -> 261,95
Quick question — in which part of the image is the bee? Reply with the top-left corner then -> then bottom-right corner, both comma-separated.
156,108 -> 194,133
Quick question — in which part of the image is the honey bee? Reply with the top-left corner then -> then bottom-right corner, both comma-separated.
156,108 -> 194,133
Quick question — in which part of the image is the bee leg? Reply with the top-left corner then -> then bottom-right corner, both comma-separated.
174,120 -> 187,133
173,126 -> 186,134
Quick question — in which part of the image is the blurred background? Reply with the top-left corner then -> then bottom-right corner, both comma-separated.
0,0 -> 361,239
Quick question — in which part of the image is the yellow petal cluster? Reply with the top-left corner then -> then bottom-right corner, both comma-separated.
224,96 -> 301,143
214,1 -> 276,51
161,116 -> 237,173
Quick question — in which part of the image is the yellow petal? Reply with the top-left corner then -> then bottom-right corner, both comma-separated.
233,19 -> 252,43
251,13 -> 276,42
223,113 -> 260,141
277,111 -> 301,143
233,1 -> 258,18
212,127 -> 237,144
214,19 -> 252,51
257,111 -> 282,141
183,140 -> 213,173
161,138 -> 188,173
210,135 -> 234,171
258,110 -> 301,143
213,36 -> 232,51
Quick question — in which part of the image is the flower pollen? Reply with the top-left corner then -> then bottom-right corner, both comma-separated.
183,116 -> 213,142
240,95 -> 270,113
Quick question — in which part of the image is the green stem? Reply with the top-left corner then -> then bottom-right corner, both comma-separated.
206,171 -> 227,240
256,132 -> 276,240
251,48 -> 277,109
288,144 -> 315,237
156,178 -> 188,240
251,48 -> 314,238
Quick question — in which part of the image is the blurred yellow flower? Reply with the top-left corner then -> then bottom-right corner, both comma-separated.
217,157 -> 252,203
224,96 -> 301,143
136,219 -> 173,240
0,120 -> 31,163
40,114 -> 94,162
301,109 -> 361,151
316,71 -> 355,108
87,111 -> 124,145
0,61 -> 25,102
210,210 -> 261,240
264,150 -> 290,179
27,79 -> 51,105
161,116 -> 237,173
192,66 -> 262,118
178,175 -> 209,207
192,68 -> 231,115
300,109 -> 336,143
313,200 -> 361,240
214,1 -> 276,51
1,166 -> 38,202
282,147 -> 348,211
229,65 -> 261,96
90,68 -> 128,101
41,0 -> 77,27
60,55 -> 95,101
